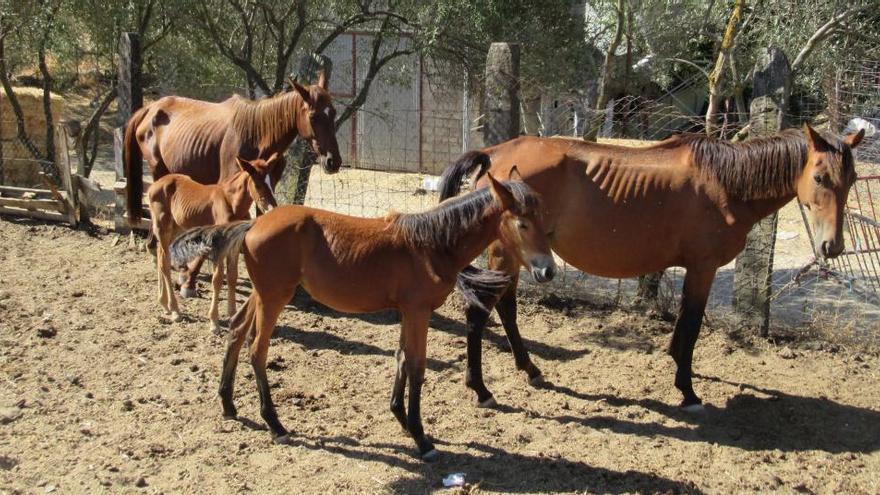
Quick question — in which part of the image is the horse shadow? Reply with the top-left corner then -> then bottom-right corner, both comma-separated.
271,324 -> 454,372
276,432 -> 703,494
535,376 -> 880,454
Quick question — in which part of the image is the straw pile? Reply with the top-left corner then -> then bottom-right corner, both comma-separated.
0,87 -> 65,186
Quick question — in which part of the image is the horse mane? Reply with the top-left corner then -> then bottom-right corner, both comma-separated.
392,181 -> 539,251
678,129 -> 809,199
228,91 -> 301,144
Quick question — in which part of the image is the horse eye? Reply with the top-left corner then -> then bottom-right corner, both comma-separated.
517,220 -> 528,230
813,174 -> 823,185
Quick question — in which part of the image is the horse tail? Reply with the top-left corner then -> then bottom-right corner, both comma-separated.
169,220 -> 255,272
438,150 -> 491,201
124,105 -> 149,225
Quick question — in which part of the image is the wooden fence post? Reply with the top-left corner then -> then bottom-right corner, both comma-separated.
117,33 -> 142,126
733,46 -> 791,336
115,32 -> 143,232
483,43 -> 521,146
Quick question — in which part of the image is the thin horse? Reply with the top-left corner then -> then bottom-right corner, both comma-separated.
125,73 -> 342,294
148,155 -> 278,330
439,124 -> 865,410
169,172 -> 557,460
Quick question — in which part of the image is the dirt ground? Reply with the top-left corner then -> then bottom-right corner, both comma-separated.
1,217 -> 879,494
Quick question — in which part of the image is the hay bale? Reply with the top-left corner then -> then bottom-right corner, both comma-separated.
0,87 -> 65,186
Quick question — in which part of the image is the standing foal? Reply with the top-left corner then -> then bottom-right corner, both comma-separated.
148,154 -> 279,330
169,171 -> 556,460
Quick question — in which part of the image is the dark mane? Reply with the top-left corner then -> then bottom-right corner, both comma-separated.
677,129 -> 808,199
392,181 -> 539,251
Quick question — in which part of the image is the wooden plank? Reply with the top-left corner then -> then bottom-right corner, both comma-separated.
0,197 -> 65,212
114,127 -> 129,234
113,180 -> 152,194
0,185 -> 56,197
0,205 -> 67,222
119,211 -> 152,231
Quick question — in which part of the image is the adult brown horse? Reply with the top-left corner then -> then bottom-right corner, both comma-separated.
439,124 -> 865,411
168,172 -> 557,460
124,71 -> 342,227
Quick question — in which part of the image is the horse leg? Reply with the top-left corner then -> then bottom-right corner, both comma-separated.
226,252 -> 239,317
156,231 -> 180,322
495,276 -> 543,385
219,296 -> 253,419
389,346 -> 408,431
208,261 -> 225,334
180,255 -> 205,298
667,267 -> 715,411
400,308 -> 437,461
250,293 -> 292,442
464,303 -> 496,407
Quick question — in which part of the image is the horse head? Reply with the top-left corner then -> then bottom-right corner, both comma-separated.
236,154 -> 280,213
289,70 -> 343,174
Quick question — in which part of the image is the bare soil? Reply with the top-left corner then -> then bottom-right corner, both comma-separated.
1,217 -> 879,494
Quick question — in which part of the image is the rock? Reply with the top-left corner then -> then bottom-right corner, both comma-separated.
189,364 -> 199,372
36,326 -> 57,338
0,407 -> 22,424
778,346 -> 796,359
170,357 -> 183,365
121,399 -> 134,412
135,477 -> 148,488
71,290 -> 85,298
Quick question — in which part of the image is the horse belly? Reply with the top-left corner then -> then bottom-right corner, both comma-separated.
550,195 -> 688,278
300,256 -> 397,314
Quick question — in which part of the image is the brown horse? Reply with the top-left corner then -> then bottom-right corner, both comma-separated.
148,155 -> 279,330
439,124 -> 865,410
124,71 -> 342,227
168,172 -> 557,460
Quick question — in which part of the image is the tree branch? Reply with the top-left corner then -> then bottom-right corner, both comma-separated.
791,4 -> 872,72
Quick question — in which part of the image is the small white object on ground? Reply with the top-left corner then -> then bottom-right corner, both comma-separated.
442,473 -> 466,488
422,176 -> 441,192
777,230 -> 798,241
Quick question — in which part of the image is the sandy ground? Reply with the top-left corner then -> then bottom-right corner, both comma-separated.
1,217 -> 879,494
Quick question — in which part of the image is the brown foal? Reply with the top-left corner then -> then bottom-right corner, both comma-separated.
148,154 -> 278,330
169,171 -> 556,460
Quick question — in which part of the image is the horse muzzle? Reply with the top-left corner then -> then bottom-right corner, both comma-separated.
319,153 -> 342,174
529,256 -> 557,283
819,239 -> 844,259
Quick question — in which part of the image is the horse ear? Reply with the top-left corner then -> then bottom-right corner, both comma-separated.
266,151 -> 281,166
285,76 -> 297,92
291,79 -> 312,105
487,172 -> 515,210
508,165 -> 524,182
236,157 -> 257,176
803,123 -> 830,152
844,128 -> 865,149
317,69 -> 328,90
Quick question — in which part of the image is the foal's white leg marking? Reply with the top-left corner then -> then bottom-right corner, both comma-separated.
265,174 -> 273,193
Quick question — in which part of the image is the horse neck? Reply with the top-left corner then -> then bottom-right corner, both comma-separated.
430,206 -> 505,281
220,173 -> 253,217
237,92 -> 302,152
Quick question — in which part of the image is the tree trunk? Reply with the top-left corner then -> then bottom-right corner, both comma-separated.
583,0 -> 624,141
705,0 -> 745,136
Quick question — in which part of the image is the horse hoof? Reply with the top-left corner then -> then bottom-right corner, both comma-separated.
421,449 -> 440,462
528,374 -> 545,387
681,403 -> 706,414
180,287 -> 198,298
477,396 -> 497,408
209,323 -> 223,335
273,434 -> 291,445
170,312 -> 182,322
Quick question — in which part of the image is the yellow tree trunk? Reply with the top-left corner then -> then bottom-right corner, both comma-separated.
705,0 -> 745,136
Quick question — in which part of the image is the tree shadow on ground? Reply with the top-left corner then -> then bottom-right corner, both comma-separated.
535,376 -> 880,454
271,324 -> 454,372
277,432 -> 703,494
